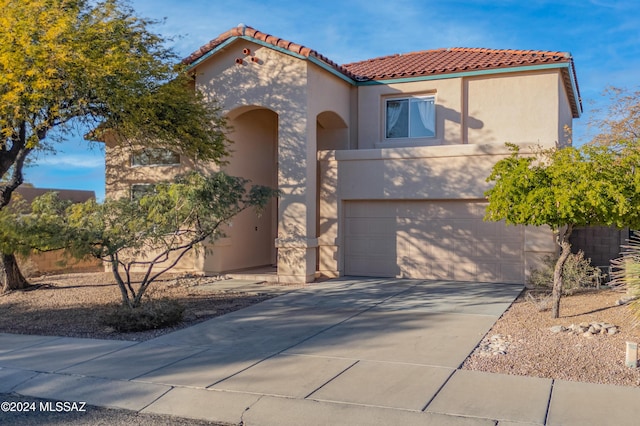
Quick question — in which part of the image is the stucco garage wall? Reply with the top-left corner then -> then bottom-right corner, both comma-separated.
319,142 -> 556,284
344,200 -> 525,283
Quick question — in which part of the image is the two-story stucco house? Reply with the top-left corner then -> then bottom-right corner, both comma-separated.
105,24 -> 582,284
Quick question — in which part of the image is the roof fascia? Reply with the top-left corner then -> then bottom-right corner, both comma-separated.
565,61 -> 583,117
355,62 -> 570,85
186,37 -> 236,70
307,56 -> 356,85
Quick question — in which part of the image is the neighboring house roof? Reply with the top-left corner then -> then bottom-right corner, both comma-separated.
13,187 -> 95,208
184,24 -> 582,117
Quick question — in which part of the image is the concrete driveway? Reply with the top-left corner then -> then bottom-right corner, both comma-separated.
3,278 -> 639,425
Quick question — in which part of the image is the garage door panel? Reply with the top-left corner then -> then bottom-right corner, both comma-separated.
346,201 -> 397,218
344,200 -> 525,283
345,218 -> 396,236
476,263 -> 500,282
398,234 -> 432,258
347,256 -> 399,277
429,263 -> 452,280
347,237 -> 396,257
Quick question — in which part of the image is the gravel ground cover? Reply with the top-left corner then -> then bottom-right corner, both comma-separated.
0,272 -> 278,341
462,287 -> 640,387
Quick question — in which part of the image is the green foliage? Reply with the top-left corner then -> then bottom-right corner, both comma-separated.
528,251 -> 602,295
0,0 -> 228,162
485,142 -> 640,317
485,143 -> 640,231
0,0 -> 229,288
24,171 -> 277,308
101,298 -> 185,332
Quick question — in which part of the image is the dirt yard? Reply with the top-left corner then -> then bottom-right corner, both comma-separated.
0,272 -> 276,341
2,272 -> 640,387
463,287 -> 640,387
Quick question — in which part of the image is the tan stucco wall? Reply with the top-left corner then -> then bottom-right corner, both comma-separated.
200,108 -> 278,273
193,39 -> 320,281
357,77 -> 463,149
335,143 -> 538,200
317,142 -> 557,281
557,76 -> 574,147
356,70 -> 568,150
465,71 -> 563,146
104,139 -> 194,199
19,251 -> 102,276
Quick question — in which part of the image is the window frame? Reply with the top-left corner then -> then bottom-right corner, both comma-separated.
130,148 -> 181,167
384,95 -> 436,140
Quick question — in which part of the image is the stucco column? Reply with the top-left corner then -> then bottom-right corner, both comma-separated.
275,112 -> 317,283
317,150 -> 340,277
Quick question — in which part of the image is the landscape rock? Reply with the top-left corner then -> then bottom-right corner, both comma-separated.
477,333 -> 512,356
551,321 -> 620,338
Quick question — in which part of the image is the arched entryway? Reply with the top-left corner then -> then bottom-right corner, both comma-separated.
316,111 -> 349,276
221,106 -> 278,270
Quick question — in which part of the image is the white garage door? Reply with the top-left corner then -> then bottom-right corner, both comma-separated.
344,200 -> 524,283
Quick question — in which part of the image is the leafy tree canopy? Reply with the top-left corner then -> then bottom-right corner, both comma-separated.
0,0 -> 229,290
0,0 -> 228,202
485,142 -> 640,317
486,143 -> 640,232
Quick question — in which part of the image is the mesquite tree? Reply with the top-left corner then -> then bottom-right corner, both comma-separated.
0,0 -> 228,290
30,171 -> 276,308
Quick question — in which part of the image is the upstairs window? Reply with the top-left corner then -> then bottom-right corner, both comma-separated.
385,96 -> 435,139
131,148 -> 180,167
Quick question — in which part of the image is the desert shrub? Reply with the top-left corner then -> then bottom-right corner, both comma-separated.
610,237 -> 640,318
101,298 -> 185,332
528,251 -> 602,294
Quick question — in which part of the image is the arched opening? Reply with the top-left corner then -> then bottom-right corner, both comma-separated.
208,107 -> 278,272
317,111 -> 349,151
316,111 -> 349,276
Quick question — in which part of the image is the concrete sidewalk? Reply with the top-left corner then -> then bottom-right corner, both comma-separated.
2,278 -> 640,425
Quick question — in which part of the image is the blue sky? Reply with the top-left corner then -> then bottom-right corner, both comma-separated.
25,0 -> 640,201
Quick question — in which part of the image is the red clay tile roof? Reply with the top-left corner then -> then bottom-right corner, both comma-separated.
182,24 -> 358,80
342,47 -> 573,80
184,26 -> 581,116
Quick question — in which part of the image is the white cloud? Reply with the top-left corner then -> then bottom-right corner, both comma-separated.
35,154 -> 104,169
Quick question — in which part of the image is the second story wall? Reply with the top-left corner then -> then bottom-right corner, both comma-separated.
464,70 -> 564,147
355,69 -> 570,150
